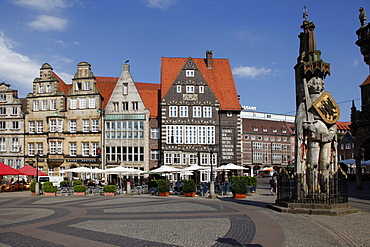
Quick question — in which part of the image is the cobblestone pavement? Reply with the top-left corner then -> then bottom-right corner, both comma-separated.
0,178 -> 368,247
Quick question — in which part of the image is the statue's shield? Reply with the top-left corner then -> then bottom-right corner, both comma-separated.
313,91 -> 340,124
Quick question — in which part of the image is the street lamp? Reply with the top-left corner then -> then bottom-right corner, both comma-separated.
35,152 -> 40,196
208,145 -> 216,199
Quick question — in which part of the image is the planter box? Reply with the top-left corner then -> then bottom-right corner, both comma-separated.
44,192 -> 56,196
233,193 -> 246,199
184,192 -> 196,197
104,192 -> 115,196
158,192 -> 170,196
31,192 -> 35,195
74,192 -> 86,196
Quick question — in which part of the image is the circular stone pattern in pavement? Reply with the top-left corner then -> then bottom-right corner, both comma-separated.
0,208 -> 55,226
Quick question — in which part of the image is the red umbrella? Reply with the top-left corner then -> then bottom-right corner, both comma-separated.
0,162 -> 27,176
18,165 -> 48,176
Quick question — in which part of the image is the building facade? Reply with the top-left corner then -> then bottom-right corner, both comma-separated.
0,82 -> 25,170
160,51 -> 241,180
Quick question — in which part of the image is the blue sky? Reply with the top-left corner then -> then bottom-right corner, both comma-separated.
0,0 -> 369,122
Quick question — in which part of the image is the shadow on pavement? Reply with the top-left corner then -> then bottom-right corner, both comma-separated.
217,196 -> 271,209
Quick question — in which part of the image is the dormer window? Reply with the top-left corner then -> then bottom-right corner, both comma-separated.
282,130 -> 287,133
263,128 -> 267,132
253,127 -> 258,131
272,129 -> 277,133
186,70 -> 194,77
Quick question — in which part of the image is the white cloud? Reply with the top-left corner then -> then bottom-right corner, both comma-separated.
353,58 -> 358,66
232,65 -> 272,79
28,15 -> 68,31
144,0 -> 176,10
0,32 -> 39,96
12,0 -> 71,12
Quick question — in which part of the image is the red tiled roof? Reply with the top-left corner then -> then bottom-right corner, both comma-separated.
337,121 -> 351,131
161,57 -> 240,111
52,72 -> 71,95
95,76 -> 118,109
242,118 -> 293,135
360,75 -> 370,87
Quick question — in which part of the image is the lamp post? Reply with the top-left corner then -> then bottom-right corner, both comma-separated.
35,152 -> 40,196
208,145 -> 216,199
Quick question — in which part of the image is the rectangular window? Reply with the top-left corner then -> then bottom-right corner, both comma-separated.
177,85 -> 181,93
70,143 -> 76,156
165,153 -> 172,164
186,70 -> 194,77
50,141 -> 56,154
203,107 -> 212,118
37,143 -> 43,156
38,84 -> 44,93
82,143 -> 89,156
33,100 -> 39,111
84,81 -> 91,90
169,106 -> 178,117
46,84 -> 52,93
0,94 -> 6,102
49,120 -> 56,132
89,98 -> 96,108
76,82 -> 82,91
151,128 -> 160,139
0,138 -> 4,152
92,142 -> 98,156
121,102 -> 128,110
174,153 -> 181,164
180,106 -> 188,117
42,100 -> 48,111
37,121 -> 43,133
12,138 -> 19,152
253,152 -> 262,162
70,99 -> 77,109
186,86 -> 194,93
113,102 -> 119,111
92,119 -> 99,132
57,120 -> 63,132
70,120 -> 77,133
0,121 -> 6,130
199,86 -> 204,93
198,126 -> 206,144
253,142 -> 262,150
123,83 -> 128,95
193,106 -> 201,117
29,122 -> 35,133
12,107 -> 18,115
132,102 -> 138,110
83,120 -> 89,132
12,121 -> 19,130
79,98 -> 86,109
189,154 -> 197,164
151,150 -> 160,160
166,125 -> 174,144
48,167 -> 54,177
28,143 -> 34,156
50,99 -> 56,110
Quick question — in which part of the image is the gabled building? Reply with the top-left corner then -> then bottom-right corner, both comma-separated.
104,64 -> 159,172
0,82 -> 25,170
160,51 -> 241,178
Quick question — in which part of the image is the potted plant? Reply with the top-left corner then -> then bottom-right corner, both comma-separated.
72,180 -> 82,186
60,181 -> 70,187
103,185 -> 116,196
157,179 -> 170,196
43,181 -> 57,196
74,185 -> 86,196
229,176 -> 248,198
182,179 -> 196,197
30,181 -> 36,195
